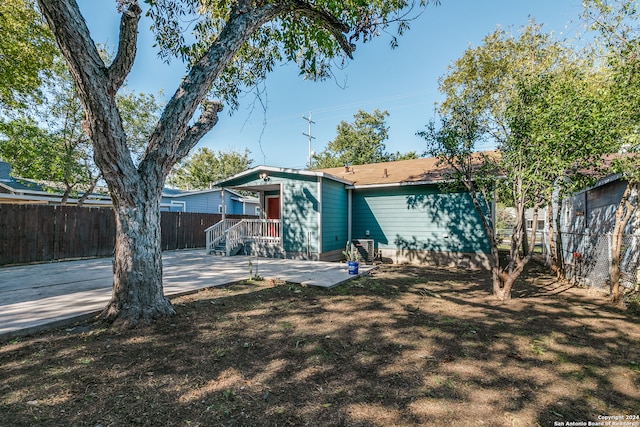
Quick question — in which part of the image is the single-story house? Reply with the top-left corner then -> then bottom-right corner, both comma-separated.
161,187 -> 260,215
0,162 -> 112,206
209,156 -> 493,268
0,161 -> 259,214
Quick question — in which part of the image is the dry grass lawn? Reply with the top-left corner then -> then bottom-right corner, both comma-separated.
1,261 -> 639,426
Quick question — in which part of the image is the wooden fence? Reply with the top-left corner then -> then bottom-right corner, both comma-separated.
0,204 -> 250,266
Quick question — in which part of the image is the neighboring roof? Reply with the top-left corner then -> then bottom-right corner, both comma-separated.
315,152 -> 498,188
242,195 -> 259,204
0,175 -> 112,206
0,161 -> 113,206
0,176 -> 49,193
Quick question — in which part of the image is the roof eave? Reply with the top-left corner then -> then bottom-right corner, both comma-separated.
346,179 -> 453,190
214,166 -> 354,187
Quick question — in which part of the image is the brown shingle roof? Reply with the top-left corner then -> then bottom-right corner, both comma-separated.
314,151 -> 498,187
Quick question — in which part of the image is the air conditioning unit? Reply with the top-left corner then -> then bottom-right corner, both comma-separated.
352,239 -> 375,264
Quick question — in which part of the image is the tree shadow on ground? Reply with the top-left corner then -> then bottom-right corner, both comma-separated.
1,263 -> 639,426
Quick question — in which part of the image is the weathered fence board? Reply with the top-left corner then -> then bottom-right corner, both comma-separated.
0,204 -> 248,266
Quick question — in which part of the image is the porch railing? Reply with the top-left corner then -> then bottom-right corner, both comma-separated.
205,218 -> 242,253
206,218 -> 281,255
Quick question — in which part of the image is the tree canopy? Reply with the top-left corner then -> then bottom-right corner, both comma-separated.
424,22 -> 618,300
168,147 -> 252,190
310,109 -> 418,169
34,0 -> 435,326
0,58 -> 163,204
0,0 -> 57,108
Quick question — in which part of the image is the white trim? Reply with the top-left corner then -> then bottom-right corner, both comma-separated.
221,189 -> 226,221
0,192 -> 112,206
347,189 -> 352,243
0,181 -> 112,201
317,176 -> 322,254
162,186 -> 246,198
170,200 -> 186,212
213,165 -> 354,187
265,193 -> 281,220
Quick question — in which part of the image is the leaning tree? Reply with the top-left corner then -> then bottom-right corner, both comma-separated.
35,0 -> 435,326
428,22 -> 614,301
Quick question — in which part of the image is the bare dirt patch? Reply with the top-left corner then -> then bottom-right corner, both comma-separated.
1,261 -> 639,426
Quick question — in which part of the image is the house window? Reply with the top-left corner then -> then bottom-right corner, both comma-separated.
218,205 -> 223,213
255,207 -> 261,216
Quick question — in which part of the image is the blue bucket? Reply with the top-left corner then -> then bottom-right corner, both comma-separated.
348,261 -> 359,275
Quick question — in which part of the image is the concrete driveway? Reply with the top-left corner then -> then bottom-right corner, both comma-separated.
0,250 -> 375,340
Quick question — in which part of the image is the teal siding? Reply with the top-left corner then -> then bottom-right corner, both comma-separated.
321,178 -> 348,252
218,171 -> 320,255
281,175 -> 318,254
352,186 -> 490,253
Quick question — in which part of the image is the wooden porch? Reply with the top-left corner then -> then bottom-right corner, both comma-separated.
205,218 -> 282,256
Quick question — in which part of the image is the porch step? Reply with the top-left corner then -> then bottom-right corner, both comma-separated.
211,246 -> 226,256
210,241 -> 244,256
228,243 -> 244,256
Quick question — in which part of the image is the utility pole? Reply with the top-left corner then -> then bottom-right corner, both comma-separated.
302,112 -> 315,168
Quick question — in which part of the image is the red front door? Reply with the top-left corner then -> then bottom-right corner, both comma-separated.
267,196 -> 280,220
266,197 -> 280,237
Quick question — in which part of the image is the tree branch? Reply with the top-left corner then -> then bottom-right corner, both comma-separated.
176,101 -> 224,159
145,0 -> 353,176
146,4 -> 278,160
37,0 -> 107,95
290,0 -> 354,58
108,1 -> 142,94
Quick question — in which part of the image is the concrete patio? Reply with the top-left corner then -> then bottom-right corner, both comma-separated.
0,250 -> 375,341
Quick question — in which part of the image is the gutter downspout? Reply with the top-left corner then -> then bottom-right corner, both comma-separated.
347,189 -> 352,243
317,177 -> 322,259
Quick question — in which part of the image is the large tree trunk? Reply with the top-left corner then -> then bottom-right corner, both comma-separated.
466,188 -> 518,301
493,271 -> 513,301
495,188 -> 536,301
100,193 -> 174,326
610,182 -> 633,307
493,254 -> 530,301
38,0 -> 354,326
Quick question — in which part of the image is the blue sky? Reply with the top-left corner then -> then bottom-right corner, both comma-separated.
77,0 -> 586,169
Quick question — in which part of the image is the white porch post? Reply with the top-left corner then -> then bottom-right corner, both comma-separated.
347,189 -> 352,243
221,189 -> 226,222
317,176 -> 322,257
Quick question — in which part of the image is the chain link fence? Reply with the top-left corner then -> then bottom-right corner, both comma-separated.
496,229 -> 639,291
547,231 -> 640,290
